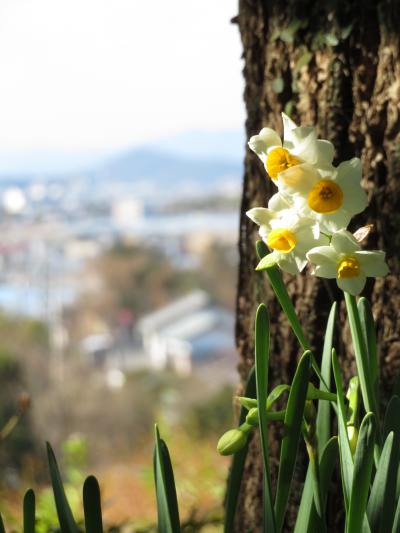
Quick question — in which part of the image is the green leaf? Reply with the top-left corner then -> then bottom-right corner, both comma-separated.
255,241 -> 325,387
358,297 -> 379,403
295,437 -> 338,533
83,476 -> 103,533
23,489 -> 35,533
224,367 -> 256,533
348,413 -> 376,533
255,304 -> 276,533
46,442 -> 79,533
274,351 -> 311,532
367,432 -> 398,533
316,302 -> 337,449
267,384 -> 290,410
332,349 -> 353,511
153,426 -> 180,533
344,293 -> 379,459
256,252 -> 278,270
392,497 -> 400,533
0,513 -> 5,533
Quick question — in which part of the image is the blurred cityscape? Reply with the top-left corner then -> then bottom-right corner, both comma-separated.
0,130 -> 244,529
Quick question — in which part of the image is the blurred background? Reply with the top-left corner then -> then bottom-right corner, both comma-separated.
0,0 -> 244,530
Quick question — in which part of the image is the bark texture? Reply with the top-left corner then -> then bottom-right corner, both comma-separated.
234,1 -> 400,531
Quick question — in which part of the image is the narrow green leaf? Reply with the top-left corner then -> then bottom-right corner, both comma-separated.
275,351 -> 311,532
392,496 -> 400,533
383,396 -> 400,442
358,297 -> 379,403
316,302 -> 336,449
153,426 -> 180,533
267,384 -> 290,409
255,304 -> 276,533
83,476 -> 103,533
295,437 -> 338,533
224,367 -> 256,533
0,513 -> 5,533
256,241 -> 325,387
46,442 -> 79,533
344,294 -> 378,432
348,413 -> 376,533
23,489 -> 35,533
367,432 -> 398,533
332,349 -> 353,511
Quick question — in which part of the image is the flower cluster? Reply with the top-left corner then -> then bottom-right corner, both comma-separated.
247,113 -> 388,295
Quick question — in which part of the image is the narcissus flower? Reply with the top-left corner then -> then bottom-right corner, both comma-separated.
278,158 -> 368,233
247,207 -> 328,274
248,113 -> 334,182
306,229 -> 389,295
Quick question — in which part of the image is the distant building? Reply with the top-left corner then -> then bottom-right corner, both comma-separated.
136,290 -> 235,376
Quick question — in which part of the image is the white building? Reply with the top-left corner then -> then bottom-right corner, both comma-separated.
136,290 -> 235,376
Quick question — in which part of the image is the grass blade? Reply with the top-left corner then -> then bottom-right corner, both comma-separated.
224,367 -> 256,533
46,442 -> 79,533
23,489 -> 35,533
332,349 -> 353,511
357,297 -> 378,403
153,425 -> 180,533
316,302 -> 336,449
348,413 -> 376,533
274,350 -> 311,532
0,513 -> 5,533
83,476 -> 103,533
255,304 -> 276,533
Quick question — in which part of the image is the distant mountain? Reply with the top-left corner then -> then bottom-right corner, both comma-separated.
147,128 -> 245,161
92,148 -> 241,186
0,128 -> 245,178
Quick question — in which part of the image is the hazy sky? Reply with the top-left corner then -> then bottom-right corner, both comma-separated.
0,0 -> 244,152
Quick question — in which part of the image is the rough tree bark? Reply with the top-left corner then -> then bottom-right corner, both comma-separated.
233,1 -> 400,531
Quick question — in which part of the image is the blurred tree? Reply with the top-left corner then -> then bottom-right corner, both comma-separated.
234,1 -> 400,530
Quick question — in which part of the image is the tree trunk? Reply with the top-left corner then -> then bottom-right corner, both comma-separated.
234,1 -> 400,531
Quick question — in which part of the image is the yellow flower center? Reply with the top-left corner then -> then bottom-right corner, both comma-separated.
266,228 -> 297,253
265,147 -> 300,181
307,179 -> 343,214
337,256 -> 360,279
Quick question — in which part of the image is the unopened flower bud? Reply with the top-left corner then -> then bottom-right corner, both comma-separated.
246,407 -> 259,426
217,428 -> 247,456
347,424 -> 358,455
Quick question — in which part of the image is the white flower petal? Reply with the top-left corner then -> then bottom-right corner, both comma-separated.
268,192 -> 292,212
306,245 -> 339,266
246,207 -> 275,227
318,210 -> 352,233
341,180 -> 368,214
314,263 -> 337,279
337,275 -> 366,296
331,230 -> 360,254
278,163 -> 320,196
276,254 -> 300,275
291,129 -> 319,164
315,139 -> 335,166
248,128 -> 282,159
355,251 -> 389,277
335,158 -> 362,184
281,113 -> 298,145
